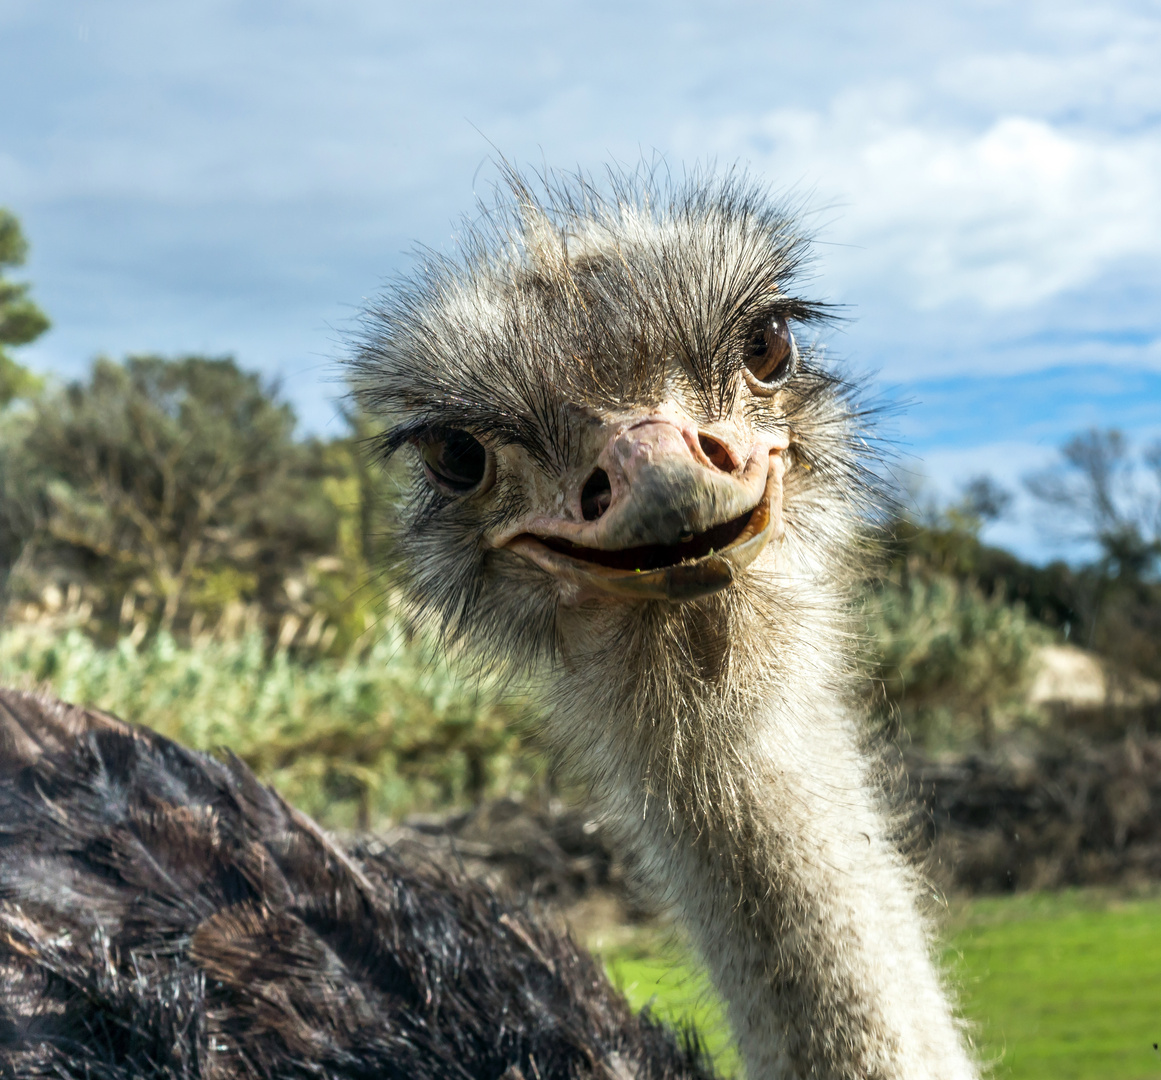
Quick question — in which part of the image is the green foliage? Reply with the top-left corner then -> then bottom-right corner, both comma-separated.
13,355 -> 348,635
889,436 -> 1161,687
873,466 -> 1161,740
885,516 -> 1082,632
0,620 -> 543,828
0,209 -> 49,407
864,570 -> 1051,748
304,410 -> 405,654
1,353 -> 404,655
888,473 -> 1161,685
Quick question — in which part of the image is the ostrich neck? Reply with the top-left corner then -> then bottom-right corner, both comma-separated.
546,628 -> 977,1080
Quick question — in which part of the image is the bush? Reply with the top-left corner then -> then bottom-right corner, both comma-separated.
0,619 -> 545,828
864,570 -> 1051,748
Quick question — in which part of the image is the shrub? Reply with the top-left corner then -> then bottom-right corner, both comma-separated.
0,619 -> 544,828
864,571 -> 1051,748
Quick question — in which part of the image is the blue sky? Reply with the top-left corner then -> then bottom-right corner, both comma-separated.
3,0 -> 1159,559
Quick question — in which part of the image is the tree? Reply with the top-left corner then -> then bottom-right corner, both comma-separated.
957,475 -> 1013,527
1025,429 -> 1161,674
0,210 -> 49,407
0,210 -> 51,588
1025,429 -> 1161,578
19,355 -> 342,634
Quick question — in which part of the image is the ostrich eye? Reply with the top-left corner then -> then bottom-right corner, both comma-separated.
743,314 -> 798,393
418,429 -> 493,496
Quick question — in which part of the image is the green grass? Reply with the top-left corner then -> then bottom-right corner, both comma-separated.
598,891 -> 1161,1079
949,891 -> 1161,1080
602,941 -> 741,1076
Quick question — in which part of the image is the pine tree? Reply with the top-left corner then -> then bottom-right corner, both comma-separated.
0,209 -> 50,407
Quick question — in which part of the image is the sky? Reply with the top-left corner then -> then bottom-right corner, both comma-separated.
2,0 -> 1160,560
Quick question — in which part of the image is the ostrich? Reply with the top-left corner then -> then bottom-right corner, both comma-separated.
0,167 -> 977,1080
0,687 -> 716,1080
352,168 -> 978,1080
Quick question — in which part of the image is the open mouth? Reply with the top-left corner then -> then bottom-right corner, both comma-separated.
536,509 -> 755,572
505,487 -> 776,604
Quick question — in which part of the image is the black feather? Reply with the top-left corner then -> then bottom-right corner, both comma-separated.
0,688 -> 717,1080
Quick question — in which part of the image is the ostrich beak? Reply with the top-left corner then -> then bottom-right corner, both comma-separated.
503,417 -> 787,603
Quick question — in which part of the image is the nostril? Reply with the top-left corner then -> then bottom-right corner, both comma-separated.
580,469 -> 612,520
698,433 -> 735,473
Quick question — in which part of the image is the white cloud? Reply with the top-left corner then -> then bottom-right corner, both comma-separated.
939,1 -> 1161,119
682,99 -> 1161,314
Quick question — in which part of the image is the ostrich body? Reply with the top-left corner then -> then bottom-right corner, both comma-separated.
355,172 -> 977,1080
0,688 -> 714,1080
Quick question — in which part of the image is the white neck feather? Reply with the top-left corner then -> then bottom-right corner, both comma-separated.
543,599 -> 977,1080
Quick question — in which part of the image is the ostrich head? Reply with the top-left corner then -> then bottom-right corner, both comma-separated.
354,170 -> 870,693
